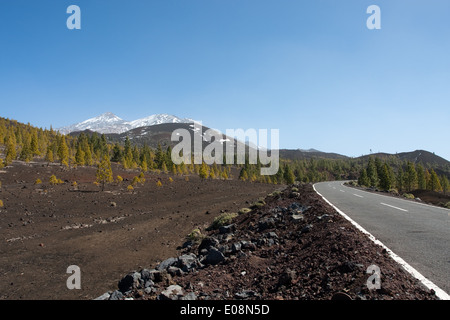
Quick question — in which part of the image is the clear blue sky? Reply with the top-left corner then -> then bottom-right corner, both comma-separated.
1,0 -> 449,161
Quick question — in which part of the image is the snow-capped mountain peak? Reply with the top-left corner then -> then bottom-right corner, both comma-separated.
57,112 -> 196,134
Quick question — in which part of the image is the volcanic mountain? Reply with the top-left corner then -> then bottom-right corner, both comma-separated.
57,112 -> 196,135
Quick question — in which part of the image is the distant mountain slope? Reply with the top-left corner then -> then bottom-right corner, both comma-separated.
357,150 -> 450,168
58,112 -> 196,135
279,149 -> 349,161
70,123 -> 250,155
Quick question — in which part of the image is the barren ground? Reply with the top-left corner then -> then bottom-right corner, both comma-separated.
0,160 -> 278,300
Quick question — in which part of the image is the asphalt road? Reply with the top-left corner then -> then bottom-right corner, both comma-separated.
314,181 -> 450,297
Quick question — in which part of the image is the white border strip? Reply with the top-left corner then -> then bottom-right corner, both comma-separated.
313,183 -> 450,300
340,182 -> 450,212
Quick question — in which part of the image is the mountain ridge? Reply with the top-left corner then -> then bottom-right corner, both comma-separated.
59,113 -> 450,167
57,112 -> 196,135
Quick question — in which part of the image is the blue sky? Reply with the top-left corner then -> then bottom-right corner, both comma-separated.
1,1 -> 449,161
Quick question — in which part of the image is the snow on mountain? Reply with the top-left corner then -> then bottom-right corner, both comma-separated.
57,112 -> 196,134
128,114 -> 195,128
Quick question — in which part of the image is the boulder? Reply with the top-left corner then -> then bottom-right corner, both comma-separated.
118,272 -> 141,293
158,285 -> 184,300
219,224 -> 236,234
203,247 -> 225,265
157,257 -> 178,271
109,290 -> 124,300
178,253 -> 198,272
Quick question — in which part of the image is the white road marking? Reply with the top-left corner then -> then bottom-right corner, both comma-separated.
339,181 -> 450,213
353,194 -> 363,198
340,190 -> 345,192
380,202 -> 408,212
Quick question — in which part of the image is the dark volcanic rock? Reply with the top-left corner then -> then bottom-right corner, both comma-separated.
109,184 -> 439,301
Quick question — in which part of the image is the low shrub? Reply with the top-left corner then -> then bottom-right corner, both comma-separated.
131,176 -> 140,186
49,175 -> 63,185
388,188 -> 399,196
208,212 -> 238,230
187,228 -> 205,243
238,208 -> 252,215
156,180 -> 163,187
35,178 -> 42,185
445,201 -> 450,209
0,200 -> 3,207
250,199 -> 266,209
403,193 -> 415,199
268,191 -> 281,197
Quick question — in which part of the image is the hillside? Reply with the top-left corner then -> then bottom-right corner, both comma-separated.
279,149 -> 349,161
357,150 -> 450,169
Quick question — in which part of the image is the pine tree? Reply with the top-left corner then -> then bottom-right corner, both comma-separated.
379,163 -> 392,191
45,147 -> 54,163
440,175 -> 449,195
283,164 -> 295,184
84,144 -> 93,166
57,135 -> 69,167
429,169 -> 442,192
19,137 -> 32,162
416,164 -> 426,190
4,136 -> 16,165
424,169 -> 431,190
161,161 -> 168,173
396,167 -> 404,191
404,162 -> 417,192
366,157 -> 378,187
141,159 -> 148,172
239,168 -> 248,181
75,143 -> 85,166
358,168 -> 370,187
111,143 -> 123,163
221,169 -> 229,180
96,156 -> 113,191
30,131 -> 39,156
199,162 -> 209,180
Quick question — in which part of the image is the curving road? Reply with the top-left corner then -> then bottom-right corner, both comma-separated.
314,181 -> 450,297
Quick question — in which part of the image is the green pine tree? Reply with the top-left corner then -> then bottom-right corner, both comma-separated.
379,163 -> 392,191
429,169 -> 442,192
283,164 -> 295,184
358,168 -> 370,187
367,157 -> 378,187
96,156 -> 113,191
404,161 -> 417,192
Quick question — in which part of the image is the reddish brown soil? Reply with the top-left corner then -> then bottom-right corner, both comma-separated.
0,160 -> 279,300
113,185 -> 438,301
410,189 -> 450,207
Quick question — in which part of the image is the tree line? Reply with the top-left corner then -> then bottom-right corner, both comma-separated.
358,156 -> 448,194
0,117 -> 449,194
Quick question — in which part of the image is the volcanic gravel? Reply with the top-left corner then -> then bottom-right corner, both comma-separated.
107,184 -> 438,300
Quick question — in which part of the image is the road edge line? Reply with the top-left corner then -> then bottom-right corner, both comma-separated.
313,183 -> 450,300
340,181 -> 450,212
